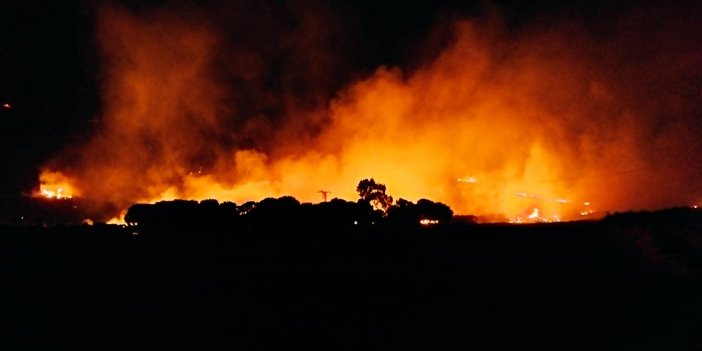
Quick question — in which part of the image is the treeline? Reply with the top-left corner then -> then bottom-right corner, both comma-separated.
124,196 -> 455,233
124,178 -> 455,234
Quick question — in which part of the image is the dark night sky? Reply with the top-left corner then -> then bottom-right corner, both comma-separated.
0,0 -> 697,198
1,2 -> 98,194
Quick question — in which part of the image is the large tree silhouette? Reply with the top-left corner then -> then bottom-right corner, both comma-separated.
356,178 -> 394,212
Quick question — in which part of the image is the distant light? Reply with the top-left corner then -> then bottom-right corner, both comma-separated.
353,220 -> 358,225
2,103 -> 11,109
693,205 -> 699,209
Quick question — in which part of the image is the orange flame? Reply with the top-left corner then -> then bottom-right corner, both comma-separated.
106,210 -> 127,225
37,170 -> 78,200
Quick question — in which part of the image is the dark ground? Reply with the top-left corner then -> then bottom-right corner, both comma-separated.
1,219 -> 701,350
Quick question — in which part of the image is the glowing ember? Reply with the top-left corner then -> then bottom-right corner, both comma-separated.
457,177 -> 478,184
420,219 -> 439,226
579,201 -> 594,216
2,103 -> 11,109
516,193 -> 544,200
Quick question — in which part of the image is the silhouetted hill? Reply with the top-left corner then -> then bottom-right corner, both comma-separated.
1,206 -> 701,350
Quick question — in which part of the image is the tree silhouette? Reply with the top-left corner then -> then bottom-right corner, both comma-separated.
124,203 -> 152,227
356,178 -> 394,212
120,180 -> 456,236
386,198 -> 454,225
415,199 -> 453,223
247,196 -> 302,230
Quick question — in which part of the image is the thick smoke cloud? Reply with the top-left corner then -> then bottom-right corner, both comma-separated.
42,1 -> 702,221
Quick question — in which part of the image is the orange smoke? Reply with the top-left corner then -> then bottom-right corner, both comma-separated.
41,3 -> 702,221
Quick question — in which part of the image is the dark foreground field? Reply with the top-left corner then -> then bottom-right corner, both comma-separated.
1,218 -> 701,350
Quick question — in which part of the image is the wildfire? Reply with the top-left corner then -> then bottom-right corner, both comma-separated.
37,170 -> 78,200
40,188 -> 71,200
509,207 -> 561,224
106,210 -> 127,225
34,3 -> 702,223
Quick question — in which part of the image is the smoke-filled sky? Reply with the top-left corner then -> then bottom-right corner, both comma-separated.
2,0 -> 701,221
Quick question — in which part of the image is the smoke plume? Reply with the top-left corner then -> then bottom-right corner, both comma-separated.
42,1 -> 702,221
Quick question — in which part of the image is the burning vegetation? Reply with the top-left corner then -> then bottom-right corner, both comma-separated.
39,2 -> 702,223
37,170 -> 77,200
